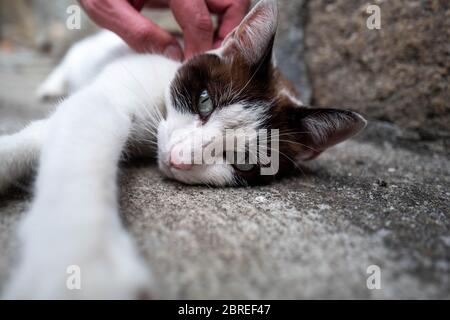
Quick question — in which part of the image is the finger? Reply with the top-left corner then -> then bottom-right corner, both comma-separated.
80,0 -> 183,60
169,0 -> 214,59
207,0 -> 250,48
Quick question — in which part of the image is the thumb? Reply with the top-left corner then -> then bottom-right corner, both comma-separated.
80,0 -> 184,60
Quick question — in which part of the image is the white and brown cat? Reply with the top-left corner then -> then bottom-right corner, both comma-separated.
0,0 -> 366,299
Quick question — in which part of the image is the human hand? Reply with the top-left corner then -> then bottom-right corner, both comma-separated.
79,0 -> 250,60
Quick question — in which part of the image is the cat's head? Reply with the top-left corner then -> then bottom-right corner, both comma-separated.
157,0 -> 366,186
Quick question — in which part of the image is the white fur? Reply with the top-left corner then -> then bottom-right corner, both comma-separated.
5,89 -> 149,299
3,50 -> 180,298
37,31 -> 132,99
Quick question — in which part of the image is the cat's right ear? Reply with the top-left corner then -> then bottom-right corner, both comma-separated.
220,0 -> 278,65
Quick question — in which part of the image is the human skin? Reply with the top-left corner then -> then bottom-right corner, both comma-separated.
79,0 -> 251,60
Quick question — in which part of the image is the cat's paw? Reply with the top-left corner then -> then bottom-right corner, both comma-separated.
3,223 -> 153,299
4,248 -> 153,300
36,71 -> 68,101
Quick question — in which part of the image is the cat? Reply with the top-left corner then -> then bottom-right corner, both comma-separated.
0,0 -> 366,299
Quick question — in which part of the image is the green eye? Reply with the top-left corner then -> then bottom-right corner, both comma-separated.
234,163 -> 256,172
229,152 -> 256,172
198,90 -> 213,117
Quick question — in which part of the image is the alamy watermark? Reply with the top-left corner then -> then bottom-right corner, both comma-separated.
66,5 -> 81,30
66,265 -> 81,290
366,265 -> 382,290
65,3 -> 381,32
366,4 -> 381,30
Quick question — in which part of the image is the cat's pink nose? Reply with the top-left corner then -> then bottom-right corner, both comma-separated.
169,147 -> 193,170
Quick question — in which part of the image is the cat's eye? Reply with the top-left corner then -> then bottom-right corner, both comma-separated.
198,90 -> 213,117
229,152 -> 257,173
233,163 -> 256,172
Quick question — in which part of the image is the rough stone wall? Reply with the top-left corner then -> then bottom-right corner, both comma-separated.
304,0 -> 450,139
275,0 -> 311,103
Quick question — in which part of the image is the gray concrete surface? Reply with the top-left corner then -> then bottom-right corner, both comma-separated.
0,50 -> 449,299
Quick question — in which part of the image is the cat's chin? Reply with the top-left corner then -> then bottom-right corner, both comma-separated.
158,162 -> 236,187
158,160 -> 174,179
158,161 -> 200,186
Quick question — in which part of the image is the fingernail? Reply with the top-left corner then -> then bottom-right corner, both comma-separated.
163,44 -> 183,61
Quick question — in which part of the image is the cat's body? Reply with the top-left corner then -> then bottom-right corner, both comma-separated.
1,54 -> 178,299
0,0 -> 366,299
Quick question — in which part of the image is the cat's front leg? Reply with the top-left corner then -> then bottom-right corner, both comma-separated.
4,91 -> 153,299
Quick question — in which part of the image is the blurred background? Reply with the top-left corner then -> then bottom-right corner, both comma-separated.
1,0 -> 448,140
0,0 -> 449,299
0,0 -> 180,133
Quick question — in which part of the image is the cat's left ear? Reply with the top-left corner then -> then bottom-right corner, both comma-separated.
282,107 -> 367,161
220,0 -> 278,66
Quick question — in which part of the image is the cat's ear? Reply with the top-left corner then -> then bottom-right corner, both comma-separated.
220,0 -> 278,65
283,107 -> 367,160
